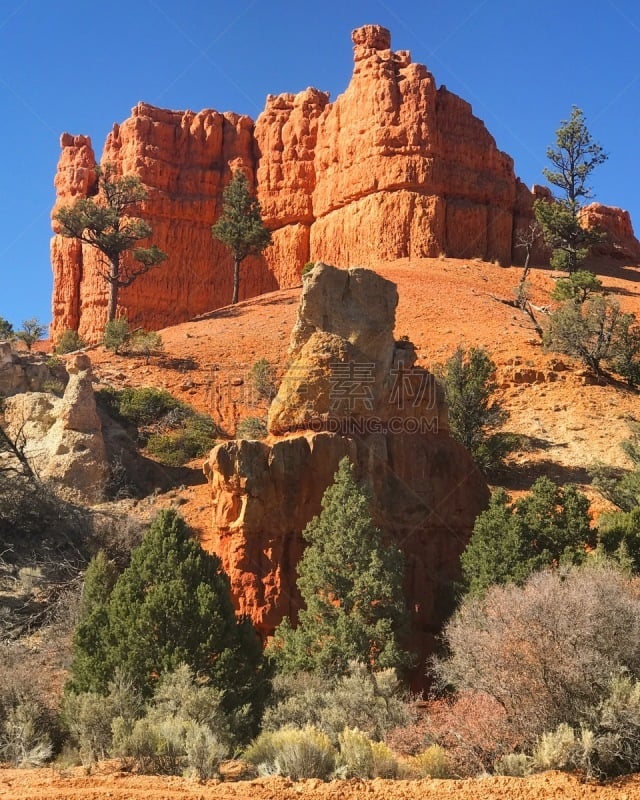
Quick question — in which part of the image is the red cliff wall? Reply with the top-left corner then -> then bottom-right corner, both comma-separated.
53,24 -> 635,341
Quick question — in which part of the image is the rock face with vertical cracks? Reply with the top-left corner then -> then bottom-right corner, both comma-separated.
52,24 -> 572,341
204,264 -> 489,681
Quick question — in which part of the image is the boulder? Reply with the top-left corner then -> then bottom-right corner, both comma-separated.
2,354 -> 107,501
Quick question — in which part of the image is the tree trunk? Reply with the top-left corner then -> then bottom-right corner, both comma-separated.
107,258 -> 119,322
232,256 -> 240,305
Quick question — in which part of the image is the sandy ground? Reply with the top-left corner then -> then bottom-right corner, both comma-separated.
4,765 -> 640,800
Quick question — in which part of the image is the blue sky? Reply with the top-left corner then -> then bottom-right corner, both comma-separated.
1,0 -> 639,330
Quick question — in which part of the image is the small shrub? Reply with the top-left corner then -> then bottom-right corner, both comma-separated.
531,723 -> 578,772
249,726 -> 336,780
493,752 -> 532,777
236,416 -> 267,440
99,386 -> 181,427
0,316 -> 14,340
249,358 -> 277,401
103,318 -> 131,354
245,726 -> 337,779
370,740 -> 399,778
128,329 -> 164,362
336,727 -> 374,778
42,379 -> 66,397
243,729 -> 278,768
0,699 -> 53,767
55,328 -> 86,354
409,744 -> 451,778
146,413 -> 218,466
184,724 -> 226,780
62,670 -> 143,766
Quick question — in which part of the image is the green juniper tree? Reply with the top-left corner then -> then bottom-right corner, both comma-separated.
211,171 -> 272,305
54,164 -> 167,323
535,107 -> 607,273
269,458 -> 413,677
438,347 -> 508,472
461,476 -> 594,596
68,510 -> 269,739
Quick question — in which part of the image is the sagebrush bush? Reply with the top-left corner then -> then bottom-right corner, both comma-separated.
62,669 -> 143,766
245,726 -> 336,780
262,665 -> 410,743
493,752 -> 532,777
184,724 -> 226,781
531,723 -> 578,772
370,740 -> 399,778
113,713 -> 225,777
409,744 -> 451,778
336,727 -> 374,778
0,699 -> 53,767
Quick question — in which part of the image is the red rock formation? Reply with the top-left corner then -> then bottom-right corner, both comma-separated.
51,24 -> 639,340
580,203 -> 640,261
204,264 -> 489,681
51,105 -> 278,341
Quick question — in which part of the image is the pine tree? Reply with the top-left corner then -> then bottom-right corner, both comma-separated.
211,171 -> 272,305
535,107 -> 607,273
68,510 -> 269,738
54,164 -> 167,323
269,458 -> 413,676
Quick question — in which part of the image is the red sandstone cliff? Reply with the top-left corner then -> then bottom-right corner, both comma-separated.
50,24 -> 640,342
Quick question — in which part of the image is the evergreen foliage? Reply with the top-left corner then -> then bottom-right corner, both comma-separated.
54,328 -> 86,354
437,347 -> 508,472
534,107 -> 607,272
211,171 -> 272,305
0,316 -> 14,340
68,510 -> 269,740
54,164 -> 167,322
269,458 -> 413,676
462,477 -> 594,595
543,294 -> 622,374
551,270 -> 603,304
103,317 -> 131,354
